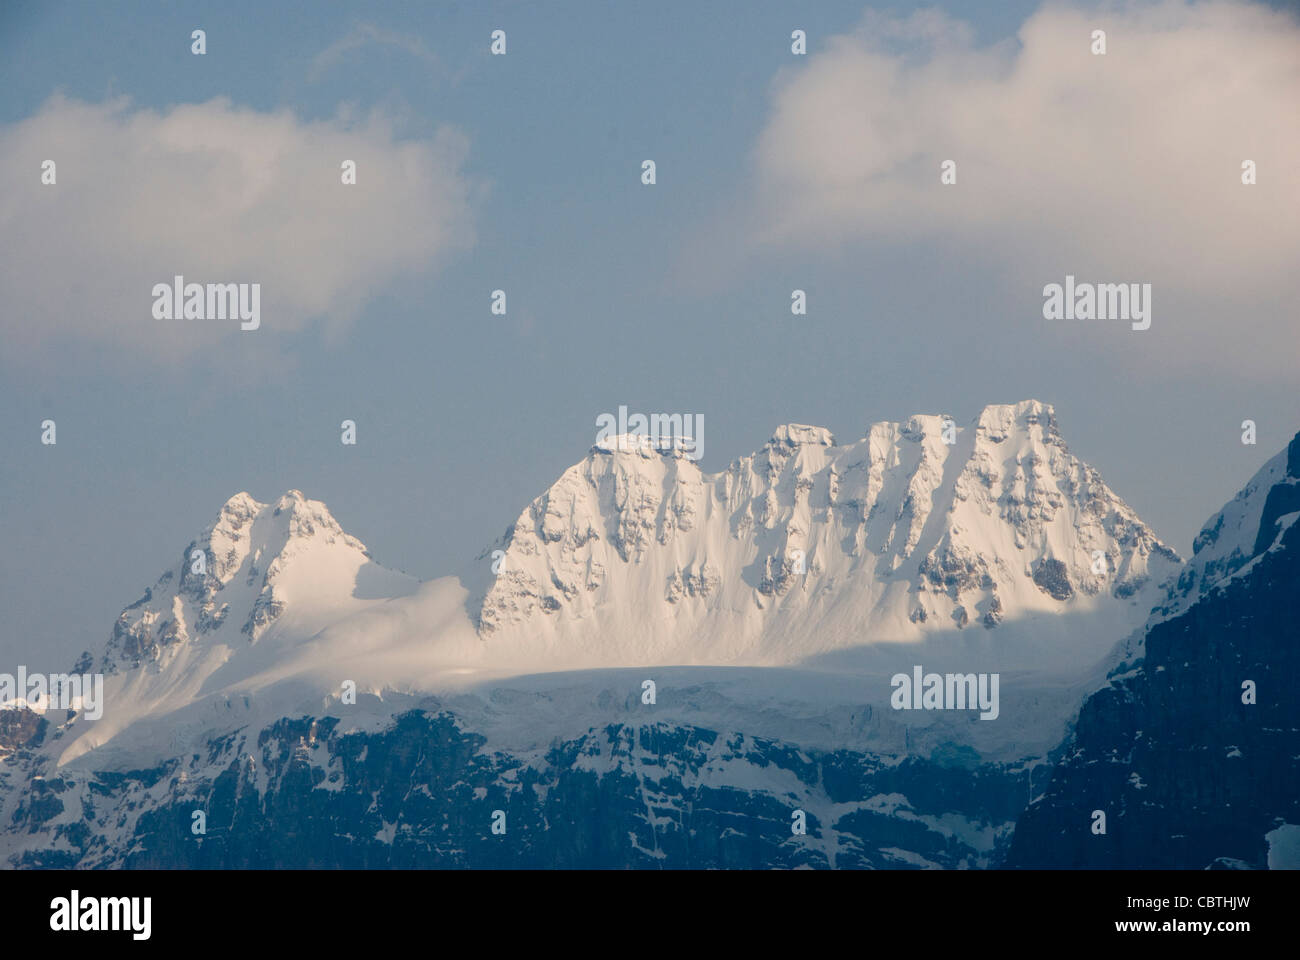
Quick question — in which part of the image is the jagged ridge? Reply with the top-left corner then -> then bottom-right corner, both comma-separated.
474,400 -> 1181,664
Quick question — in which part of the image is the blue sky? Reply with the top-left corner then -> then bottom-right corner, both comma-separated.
2,0 -> 1298,666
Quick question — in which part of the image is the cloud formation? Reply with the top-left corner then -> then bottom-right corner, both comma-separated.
1,96 -> 476,361
749,0 -> 1300,375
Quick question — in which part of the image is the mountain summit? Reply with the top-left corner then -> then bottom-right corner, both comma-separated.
101,489 -> 417,675
473,400 -> 1180,667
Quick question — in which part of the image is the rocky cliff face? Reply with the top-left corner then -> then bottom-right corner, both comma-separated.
1007,432 -> 1300,869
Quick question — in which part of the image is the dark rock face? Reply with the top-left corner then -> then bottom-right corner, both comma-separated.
10,713 -> 1040,869
1007,454 -> 1300,868
1251,436 -> 1300,555
982,594 -> 1003,628
0,708 -> 46,755
919,547 -> 989,598
1031,558 -> 1073,601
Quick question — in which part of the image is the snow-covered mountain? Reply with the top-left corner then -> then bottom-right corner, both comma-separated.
471,399 -> 1179,671
103,489 -> 420,675
1154,433 -> 1300,620
0,399 -> 1200,869
36,490 -> 426,768
19,399 -> 1184,768
77,398 -> 1181,701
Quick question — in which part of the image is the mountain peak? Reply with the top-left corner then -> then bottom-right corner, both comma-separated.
974,399 -> 1059,441
769,424 -> 835,448
220,490 -> 261,514
100,489 -> 396,673
270,489 -> 349,542
591,433 -> 700,460
474,401 -> 1181,666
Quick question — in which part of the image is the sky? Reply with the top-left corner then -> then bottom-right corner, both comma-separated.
2,0 -> 1298,668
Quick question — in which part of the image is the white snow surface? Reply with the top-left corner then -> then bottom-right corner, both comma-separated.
48,400 -> 1182,770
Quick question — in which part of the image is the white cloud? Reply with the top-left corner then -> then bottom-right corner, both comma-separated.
748,1 -> 1300,375
0,95 -> 476,361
